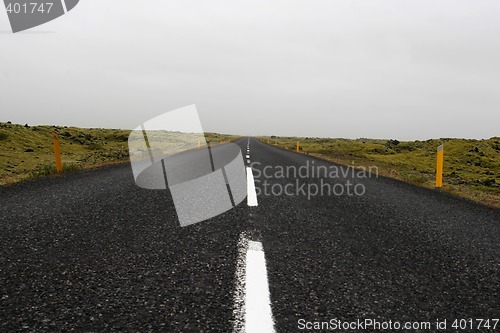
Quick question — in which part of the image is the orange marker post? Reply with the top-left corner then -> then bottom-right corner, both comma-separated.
52,133 -> 63,173
296,142 -> 300,152
220,138 -> 223,144
435,144 -> 444,188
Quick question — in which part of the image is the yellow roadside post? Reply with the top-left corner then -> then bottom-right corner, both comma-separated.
220,138 -> 223,144
436,144 -> 444,188
296,141 -> 300,152
52,133 -> 63,173
275,140 -> 278,145
198,138 -> 201,149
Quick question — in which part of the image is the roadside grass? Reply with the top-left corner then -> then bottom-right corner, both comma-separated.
7,121 -> 497,208
30,162 -> 83,178
258,136 -> 500,208
0,122 -> 239,185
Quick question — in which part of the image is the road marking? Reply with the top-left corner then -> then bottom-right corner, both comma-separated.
245,240 -> 275,333
246,155 -> 250,159
247,167 -> 258,206
233,234 -> 275,333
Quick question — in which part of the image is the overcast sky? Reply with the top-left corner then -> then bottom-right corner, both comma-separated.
1,0 -> 499,140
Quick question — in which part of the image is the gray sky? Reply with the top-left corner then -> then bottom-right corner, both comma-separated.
1,0 -> 499,140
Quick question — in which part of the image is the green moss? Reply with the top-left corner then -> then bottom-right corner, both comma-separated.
0,123 -> 239,185
259,135 -> 500,207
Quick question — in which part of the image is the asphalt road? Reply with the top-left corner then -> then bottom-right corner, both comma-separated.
1,138 -> 499,332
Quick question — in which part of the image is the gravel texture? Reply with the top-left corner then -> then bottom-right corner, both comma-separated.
0,138 -> 499,332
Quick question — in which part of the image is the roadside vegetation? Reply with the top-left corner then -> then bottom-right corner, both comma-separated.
258,136 -> 500,208
0,122 -> 238,185
3,121 -> 497,207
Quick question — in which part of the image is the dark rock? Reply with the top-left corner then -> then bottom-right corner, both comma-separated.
386,139 -> 400,147
484,179 -> 496,187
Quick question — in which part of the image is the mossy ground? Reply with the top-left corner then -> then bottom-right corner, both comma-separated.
258,136 -> 500,208
2,122 -> 497,207
0,123 -> 238,185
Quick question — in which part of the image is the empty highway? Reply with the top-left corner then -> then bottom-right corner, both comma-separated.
1,138 -> 499,332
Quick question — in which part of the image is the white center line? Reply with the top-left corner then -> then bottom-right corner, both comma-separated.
233,234 -> 276,333
234,141 -> 273,332
245,240 -> 275,333
246,167 -> 258,206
